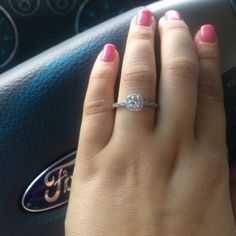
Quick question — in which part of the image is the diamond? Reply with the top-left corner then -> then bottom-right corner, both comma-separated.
126,94 -> 144,112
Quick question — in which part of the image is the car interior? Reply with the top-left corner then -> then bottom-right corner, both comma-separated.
0,0 -> 236,235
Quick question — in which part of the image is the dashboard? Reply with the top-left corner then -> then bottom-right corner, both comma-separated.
0,0 -> 156,74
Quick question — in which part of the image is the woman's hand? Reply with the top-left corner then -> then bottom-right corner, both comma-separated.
65,9 -> 236,236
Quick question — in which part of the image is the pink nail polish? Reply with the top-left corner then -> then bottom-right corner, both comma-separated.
102,44 -> 116,62
137,9 -> 152,26
165,10 -> 182,20
200,24 -> 216,43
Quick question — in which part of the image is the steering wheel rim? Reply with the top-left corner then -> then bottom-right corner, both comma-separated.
1,0 -> 236,235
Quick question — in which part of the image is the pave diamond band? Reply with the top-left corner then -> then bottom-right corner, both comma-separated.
113,94 -> 158,112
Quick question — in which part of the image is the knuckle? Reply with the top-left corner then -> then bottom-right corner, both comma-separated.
83,99 -> 111,117
206,158 -> 228,184
199,49 -> 219,62
91,67 -> 114,80
201,147 -> 228,184
130,27 -> 153,41
162,21 -> 189,34
198,44 -> 219,61
122,65 -> 156,91
199,79 -> 223,102
163,56 -> 199,79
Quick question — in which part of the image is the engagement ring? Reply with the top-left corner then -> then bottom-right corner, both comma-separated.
113,93 -> 158,112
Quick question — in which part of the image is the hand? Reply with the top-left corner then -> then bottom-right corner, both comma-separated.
65,9 -> 236,236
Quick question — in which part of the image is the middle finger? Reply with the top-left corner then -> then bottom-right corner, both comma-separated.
157,11 -> 199,139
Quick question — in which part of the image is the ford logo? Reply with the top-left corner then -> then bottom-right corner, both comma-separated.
21,151 -> 76,213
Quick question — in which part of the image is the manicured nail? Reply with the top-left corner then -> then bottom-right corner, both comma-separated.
165,10 -> 182,20
102,44 -> 116,62
200,24 -> 216,43
137,9 -> 152,26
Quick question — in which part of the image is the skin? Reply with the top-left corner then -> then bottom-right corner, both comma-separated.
65,12 -> 236,236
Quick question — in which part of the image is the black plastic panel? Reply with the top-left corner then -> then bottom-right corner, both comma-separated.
223,67 -> 236,157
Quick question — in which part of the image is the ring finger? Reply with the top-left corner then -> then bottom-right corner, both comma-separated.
114,9 -> 157,135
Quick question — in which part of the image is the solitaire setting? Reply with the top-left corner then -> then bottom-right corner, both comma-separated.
113,93 -> 158,112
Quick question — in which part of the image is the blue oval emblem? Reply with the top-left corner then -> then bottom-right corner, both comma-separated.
21,151 -> 76,213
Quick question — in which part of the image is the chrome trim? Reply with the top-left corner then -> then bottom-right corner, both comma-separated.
9,0 -> 40,17
47,0 -> 76,15
21,151 -> 76,213
75,0 -> 90,34
0,6 -> 18,69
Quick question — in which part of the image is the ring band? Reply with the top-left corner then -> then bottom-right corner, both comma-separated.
113,93 -> 158,112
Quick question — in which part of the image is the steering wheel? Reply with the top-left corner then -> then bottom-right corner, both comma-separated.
1,0 -> 236,235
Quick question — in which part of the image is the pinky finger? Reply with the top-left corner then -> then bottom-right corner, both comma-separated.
79,44 -> 120,157
194,25 -> 226,145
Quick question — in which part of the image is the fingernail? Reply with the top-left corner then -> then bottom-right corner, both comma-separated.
137,9 -> 152,26
200,24 -> 216,43
165,10 -> 182,20
102,44 -> 116,62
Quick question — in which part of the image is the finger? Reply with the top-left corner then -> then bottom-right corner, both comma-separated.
114,9 -> 157,134
194,25 -> 226,144
157,11 -> 199,139
79,44 -> 119,156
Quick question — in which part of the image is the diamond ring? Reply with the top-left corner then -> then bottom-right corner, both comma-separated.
113,94 -> 158,112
